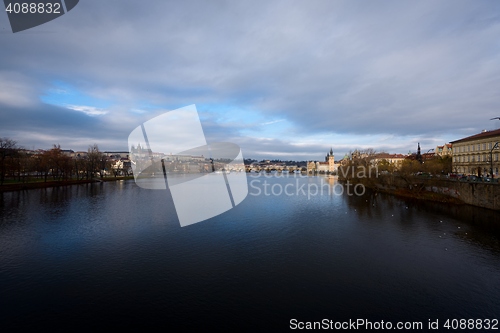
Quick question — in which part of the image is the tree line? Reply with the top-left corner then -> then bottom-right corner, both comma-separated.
0,137 -> 115,185
338,148 -> 452,182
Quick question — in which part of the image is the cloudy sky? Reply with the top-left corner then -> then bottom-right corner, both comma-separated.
1,0 -> 500,160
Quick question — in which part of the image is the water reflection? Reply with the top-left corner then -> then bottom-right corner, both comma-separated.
344,186 -> 500,255
1,177 -> 499,330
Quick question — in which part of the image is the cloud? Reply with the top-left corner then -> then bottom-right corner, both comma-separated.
261,119 -> 284,126
1,0 -> 500,159
0,71 -> 41,107
66,105 -> 108,116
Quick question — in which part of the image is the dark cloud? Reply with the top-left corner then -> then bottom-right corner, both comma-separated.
1,0 -> 500,159
0,101 -> 131,150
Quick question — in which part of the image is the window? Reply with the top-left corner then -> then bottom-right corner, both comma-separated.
478,144 -> 480,150
488,142 -> 491,150
467,156 -> 470,162
483,143 -> 486,150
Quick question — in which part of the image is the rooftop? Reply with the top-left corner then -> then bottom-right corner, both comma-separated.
374,153 -> 407,159
451,128 -> 500,144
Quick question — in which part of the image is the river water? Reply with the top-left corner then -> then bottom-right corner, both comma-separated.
1,175 -> 499,331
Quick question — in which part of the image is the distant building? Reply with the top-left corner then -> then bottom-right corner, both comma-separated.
421,152 -> 436,162
351,149 -> 369,160
450,128 -> 500,176
435,143 -> 452,157
339,153 -> 350,166
61,149 -> 75,157
371,153 -> 407,170
307,148 -> 335,173
105,151 -> 130,159
130,143 -> 153,160
74,151 -> 88,158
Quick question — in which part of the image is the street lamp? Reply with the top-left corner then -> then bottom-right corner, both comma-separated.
422,149 -> 434,165
490,142 -> 499,178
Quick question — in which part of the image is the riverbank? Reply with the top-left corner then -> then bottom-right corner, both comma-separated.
339,178 -> 463,205
0,176 -> 134,193
339,175 -> 499,210
378,185 -> 464,205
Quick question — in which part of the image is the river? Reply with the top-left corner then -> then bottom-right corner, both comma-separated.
1,175 -> 499,331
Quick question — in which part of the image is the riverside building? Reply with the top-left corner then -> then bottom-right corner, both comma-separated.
450,128 -> 500,176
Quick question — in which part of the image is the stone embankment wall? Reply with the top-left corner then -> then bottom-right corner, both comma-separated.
366,175 -> 500,211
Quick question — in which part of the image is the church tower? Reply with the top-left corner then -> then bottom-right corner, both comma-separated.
416,142 -> 422,163
328,147 -> 334,172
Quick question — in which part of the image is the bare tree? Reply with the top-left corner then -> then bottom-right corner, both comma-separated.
86,144 -> 108,180
338,148 -> 378,181
0,137 -> 18,185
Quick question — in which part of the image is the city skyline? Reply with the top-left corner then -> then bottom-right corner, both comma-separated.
2,1 -> 500,160
2,137 -> 451,164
